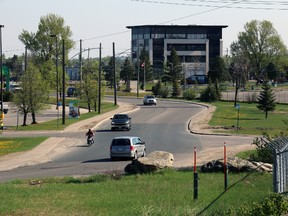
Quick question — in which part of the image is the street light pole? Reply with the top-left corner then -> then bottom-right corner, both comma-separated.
50,34 -> 59,128
0,25 -> 4,129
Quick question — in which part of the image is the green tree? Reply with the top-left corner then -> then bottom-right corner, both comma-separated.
18,13 -> 74,89
233,20 -> 287,81
207,56 -> 229,83
13,64 -> 49,126
166,48 -> 182,98
80,60 -> 100,112
120,57 -> 134,92
265,62 -> 279,81
257,81 -> 276,119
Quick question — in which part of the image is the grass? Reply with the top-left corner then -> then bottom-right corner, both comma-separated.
0,169 -> 273,215
208,101 -> 288,136
0,137 -> 48,156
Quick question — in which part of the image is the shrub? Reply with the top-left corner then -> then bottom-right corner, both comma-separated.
159,86 -> 170,98
183,88 -> 197,100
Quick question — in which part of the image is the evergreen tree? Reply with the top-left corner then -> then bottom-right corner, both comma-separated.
166,48 -> 182,98
257,81 -> 276,119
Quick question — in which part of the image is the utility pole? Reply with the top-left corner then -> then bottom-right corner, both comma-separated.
98,43 -> 101,113
62,39 -> 65,125
113,42 -> 117,106
0,25 -> 4,129
137,41 -> 140,97
79,39 -> 82,93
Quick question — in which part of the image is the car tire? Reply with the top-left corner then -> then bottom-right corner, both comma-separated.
142,149 -> 146,157
133,151 -> 138,160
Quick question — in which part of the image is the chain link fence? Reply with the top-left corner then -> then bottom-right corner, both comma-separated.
266,136 -> 288,193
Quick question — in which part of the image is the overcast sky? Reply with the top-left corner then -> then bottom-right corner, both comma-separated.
1,0 -> 287,59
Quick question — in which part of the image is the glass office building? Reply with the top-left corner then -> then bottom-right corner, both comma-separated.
127,25 -> 228,83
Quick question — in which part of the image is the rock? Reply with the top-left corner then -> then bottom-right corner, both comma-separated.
124,151 -> 174,174
201,157 -> 272,173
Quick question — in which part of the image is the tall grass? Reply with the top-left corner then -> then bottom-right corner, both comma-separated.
0,169 -> 272,215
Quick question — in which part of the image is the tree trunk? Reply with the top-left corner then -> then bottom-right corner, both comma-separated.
22,112 -> 28,126
31,112 -> 37,124
265,110 -> 268,119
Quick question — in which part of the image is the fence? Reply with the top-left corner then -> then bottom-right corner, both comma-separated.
266,136 -> 288,193
221,89 -> 288,104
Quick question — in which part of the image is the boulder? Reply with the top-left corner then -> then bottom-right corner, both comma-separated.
125,151 -> 174,174
201,157 -> 272,173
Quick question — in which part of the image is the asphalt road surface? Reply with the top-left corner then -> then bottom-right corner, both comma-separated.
0,98 -> 254,182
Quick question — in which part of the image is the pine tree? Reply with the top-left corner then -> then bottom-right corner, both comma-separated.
257,81 -> 276,119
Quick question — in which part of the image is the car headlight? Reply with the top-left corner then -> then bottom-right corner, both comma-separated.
111,121 -> 115,125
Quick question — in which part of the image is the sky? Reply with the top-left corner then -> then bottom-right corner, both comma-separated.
1,0 -> 288,59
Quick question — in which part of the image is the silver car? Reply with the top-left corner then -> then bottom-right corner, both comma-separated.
143,95 -> 157,105
110,136 -> 146,160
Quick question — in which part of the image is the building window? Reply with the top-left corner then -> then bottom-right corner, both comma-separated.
167,34 -> 186,39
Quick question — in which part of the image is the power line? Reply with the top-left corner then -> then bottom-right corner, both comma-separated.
131,0 -> 288,10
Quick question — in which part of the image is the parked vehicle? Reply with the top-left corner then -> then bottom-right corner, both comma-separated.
110,136 -> 146,160
143,95 -> 157,105
110,114 -> 131,131
67,86 -> 77,97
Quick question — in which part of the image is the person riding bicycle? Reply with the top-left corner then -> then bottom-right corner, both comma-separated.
86,129 -> 94,144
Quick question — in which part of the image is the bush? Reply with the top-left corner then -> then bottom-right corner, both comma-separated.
3,91 -> 14,102
183,88 -> 197,100
159,86 -> 170,98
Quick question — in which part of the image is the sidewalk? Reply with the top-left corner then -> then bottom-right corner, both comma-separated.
0,102 -> 139,171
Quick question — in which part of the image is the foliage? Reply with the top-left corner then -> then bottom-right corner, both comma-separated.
79,60 -> 101,112
227,193 -> 288,216
120,57 -> 134,92
12,63 -> 49,126
232,19 -> 287,81
200,79 -> 221,102
18,13 -> 74,89
257,81 -> 276,119
208,56 -> 230,83
251,135 -> 273,163
183,88 -> 197,100
265,62 -> 279,81
165,48 -> 182,98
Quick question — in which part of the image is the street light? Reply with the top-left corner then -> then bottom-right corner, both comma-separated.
0,25 -> 4,129
50,34 -> 59,128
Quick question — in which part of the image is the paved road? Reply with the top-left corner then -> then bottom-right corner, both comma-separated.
0,98 -> 255,183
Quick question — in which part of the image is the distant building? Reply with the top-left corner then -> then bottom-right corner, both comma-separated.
127,25 -> 228,84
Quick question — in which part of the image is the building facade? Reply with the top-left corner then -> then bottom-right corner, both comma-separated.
127,25 -> 228,83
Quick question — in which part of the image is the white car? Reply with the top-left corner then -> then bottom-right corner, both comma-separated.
110,136 -> 146,160
143,95 -> 157,105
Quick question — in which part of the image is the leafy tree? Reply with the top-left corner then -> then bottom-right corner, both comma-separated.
120,57 -> 134,92
207,56 -> 230,83
200,79 -> 221,102
257,81 -> 276,119
18,13 -> 74,89
80,60 -> 101,112
166,48 -> 182,98
265,62 -> 279,81
13,64 -> 49,126
233,20 -> 287,81
229,41 -> 250,106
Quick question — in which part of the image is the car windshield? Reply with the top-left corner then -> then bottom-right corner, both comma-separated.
113,115 -> 127,119
146,95 -> 154,98
112,139 -> 130,146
